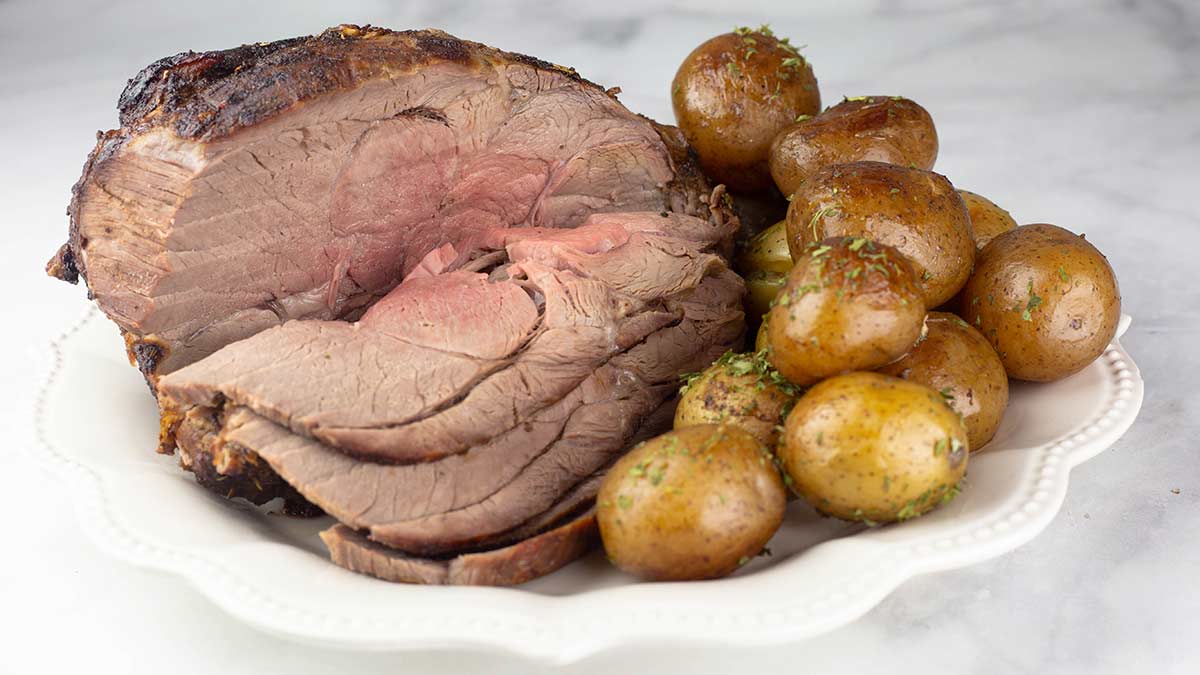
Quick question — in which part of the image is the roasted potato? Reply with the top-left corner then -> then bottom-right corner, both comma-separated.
780,372 -> 968,523
878,312 -> 1008,450
675,351 -> 801,447
672,26 -> 820,193
597,424 -> 787,580
958,189 -> 1017,252
767,237 -> 925,386
736,220 -> 793,320
958,223 -> 1121,381
784,161 -> 975,308
769,96 -> 938,197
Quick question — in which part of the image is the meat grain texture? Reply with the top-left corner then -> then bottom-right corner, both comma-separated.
49,25 -> 745,584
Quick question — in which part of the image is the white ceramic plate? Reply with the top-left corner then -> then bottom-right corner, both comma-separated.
33,309 -> 1142,663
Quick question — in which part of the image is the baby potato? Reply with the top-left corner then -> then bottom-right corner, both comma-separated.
675,351 -> 801,447
769,95 -> 938,198
736,220 -> 794,320
878,312 -> 1009,450
597,424 -> 787,581
672,26 -> 820,193
958,223 -> 1121,381
784,161 -> 975,308
958,189 -> 1017,252
780,372 -> 968,524
767,237 -> 925,386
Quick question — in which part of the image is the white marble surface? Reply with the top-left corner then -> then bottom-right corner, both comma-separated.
1,1 -> 1196,673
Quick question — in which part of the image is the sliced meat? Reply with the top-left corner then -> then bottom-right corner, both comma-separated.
50,26 -> 713,381
319,510 -> 598,586
157,215 -> 723,464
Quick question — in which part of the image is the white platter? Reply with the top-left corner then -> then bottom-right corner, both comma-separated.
33,308 -> 1142,663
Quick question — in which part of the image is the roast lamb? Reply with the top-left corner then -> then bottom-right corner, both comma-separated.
48,25 -> 744,584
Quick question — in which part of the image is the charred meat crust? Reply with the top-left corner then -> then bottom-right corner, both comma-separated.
173,404 -> 321,517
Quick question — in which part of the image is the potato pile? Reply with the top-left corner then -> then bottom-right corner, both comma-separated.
598,25 -> 1122,582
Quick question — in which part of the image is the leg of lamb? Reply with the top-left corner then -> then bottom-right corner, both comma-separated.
48,25 -> 744,584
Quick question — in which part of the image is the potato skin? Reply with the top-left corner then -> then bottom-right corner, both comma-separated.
769,96 -> 938,198
597,424 -> 787,581
672,29 -> 820,193
784,161 -> 975,308
878,312 -> 1009,450
780,372 -> 968,523
767,237 -> 925,386
958,190 -> 1017,252
957,223 -> 1121,382
736,220 -> 793,321
674,352 -> 800,447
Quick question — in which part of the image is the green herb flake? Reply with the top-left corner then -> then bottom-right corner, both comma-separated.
810,244 -> 833,258
921,270 -> 933,281
795,114 -> 813,123
889,187 -> 901,195
848,237 -> 868,251
933,437 -> 948,456
1058,266 -> 1070,282
845,95 -> 868,102
616,494 -> 633,510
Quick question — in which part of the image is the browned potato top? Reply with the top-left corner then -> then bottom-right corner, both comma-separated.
780,372 -> 968,523
597,424 -> 787,581
672,26 -> 821,193
879,312 -> 1009,450
769,95 -> 938,197
767,236 -> 925,386
958,223 -> 1121,381
958,189 -> 1018,252
675,351 -> 802,448
785,161 -> 974,308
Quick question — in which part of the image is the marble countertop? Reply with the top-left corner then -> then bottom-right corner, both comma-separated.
2,1 -> 1196,673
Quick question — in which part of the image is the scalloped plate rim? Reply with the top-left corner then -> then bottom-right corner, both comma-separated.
30,308 -> 1144,664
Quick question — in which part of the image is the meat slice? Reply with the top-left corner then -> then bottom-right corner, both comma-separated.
320,511 -> 598,586
161,214 -> 743,555
48,25 -> 712,382
158,215 -> 724,464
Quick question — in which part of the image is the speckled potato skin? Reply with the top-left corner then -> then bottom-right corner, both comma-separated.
784,161 -> 975,308
958,190 -> 1017,252
671,30 -> 821,193
769,96 -> 938,197
878,312 -> 1009,450
957,223 -> 1121,382
767,237 -> 925,386
597,424 -> 787,581
780,372 -> 968,523
674,366 -> 796,447
736,220 -> 793,321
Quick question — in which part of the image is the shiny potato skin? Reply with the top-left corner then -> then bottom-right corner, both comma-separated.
769,96 -> 938,198
879,312 -> 1009,450
736,220 -> 793,320
597,424 -> 787,581
674,352 -> 800,447
780,372 -> 968,523
958,189 -> 1017,252
957,223 -> 1121,382
767,237 -> 925,386
672,28 -> 820,193
785,161 -> 974,308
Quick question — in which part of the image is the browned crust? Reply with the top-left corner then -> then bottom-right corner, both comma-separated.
320,510 -> 598,585
173,405 -> 321,517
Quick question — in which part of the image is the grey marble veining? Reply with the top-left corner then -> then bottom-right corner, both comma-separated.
1,1 -> 1197,673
